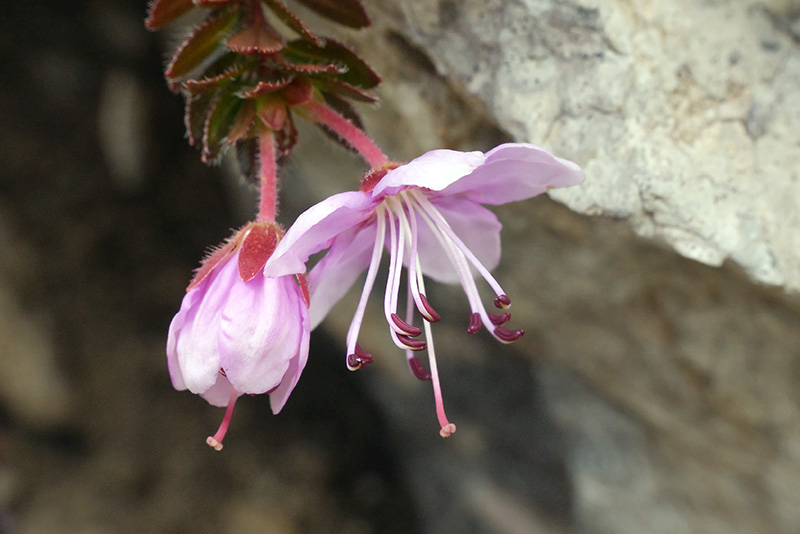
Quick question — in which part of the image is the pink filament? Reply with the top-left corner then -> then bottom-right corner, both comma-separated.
206,388 -> 239,451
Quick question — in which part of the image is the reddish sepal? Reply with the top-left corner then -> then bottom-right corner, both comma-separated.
187,234 -> 240,291
238,223 -> 278,282
295,273 -> 311,308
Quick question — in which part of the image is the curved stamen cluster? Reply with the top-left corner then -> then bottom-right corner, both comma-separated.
344,189 -> 524,437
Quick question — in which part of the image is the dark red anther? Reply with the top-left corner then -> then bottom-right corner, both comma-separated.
467,313 -> 482,334
489,312 -> 511,326
494,294 -> 511,309
408,356 -> 432,381
419,293 -> 441,322
391,313 -> 422,337
397,334 -> 427,351
494,327 -> 524,342
347,344 -> 374,369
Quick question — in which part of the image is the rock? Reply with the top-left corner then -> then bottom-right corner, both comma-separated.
363,0 -> 800,291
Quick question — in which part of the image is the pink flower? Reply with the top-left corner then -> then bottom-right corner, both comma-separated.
265,143 -> 584,437
167,222 -> 310,451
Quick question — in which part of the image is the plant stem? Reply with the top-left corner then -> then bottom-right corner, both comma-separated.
304,100 -> 389,168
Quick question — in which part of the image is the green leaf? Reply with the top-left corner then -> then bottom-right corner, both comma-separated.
184,90 -> 215,146
165,10 -> 240,81
145,0 -> 194,30
263,0 -> 323,46
294,0 -> 370,29
203,86 -> 244,162
284,38 -> 380,88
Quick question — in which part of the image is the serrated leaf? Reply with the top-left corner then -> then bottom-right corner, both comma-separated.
184,90 -> 215,146
227,21 -> 283,54
185,62 -> 246,94
263,0 -> 323,46
315,78 -> 376,103
202,87 -> 244,162
281,62 -> 346,76
195,0 -> 237,6
295,0 -> 370,29
284,38 -> 380,88
227,100 -> 257,144
239,78 -> 293,99
165,10 -> 240,81
145,0 -> 194,30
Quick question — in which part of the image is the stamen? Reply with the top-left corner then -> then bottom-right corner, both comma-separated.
408,356 -> 431,380
391,313 -> 422,337
494,294 -> 511,309
206,388 -> 239,452
345,206 -> 386,363
489,312 -> 511,325
422,319 -> 456,438
493,326 -> 525,342
411,190 -> 509,300
347,344 -> 374,370
397,334 -> 427,351
419,293 -> 441,322
467,313 -> 482,334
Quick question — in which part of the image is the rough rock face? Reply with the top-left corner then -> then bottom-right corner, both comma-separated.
287,1 -> 800,533
367,0 -> 800,291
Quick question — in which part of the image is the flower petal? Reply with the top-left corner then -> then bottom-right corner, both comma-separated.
307,223 -> 377,329
438,143 -> 585,205
269,295 -> 310,414
264,191 -> 376,278
174,255 -> 239,394
219,275 -> 305,394
371,149 -> 485,198
199,374 -> 239,407
415,196 -> 502,284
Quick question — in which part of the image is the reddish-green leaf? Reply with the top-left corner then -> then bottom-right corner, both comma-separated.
165,10 -> 239,81
185,62 -> 246,95
184,90 -> 215,146
239,78 -> 293,99
281,62 -> 346,76
145,0 -> 194,30
263,0 -> 323,46
194,0 -> 237,6
227,100 -> 257,144
295,0 -> 370,29
285,38 -> 380,88
227,21 -> 283,54
238,223 -> 278,282
202,87 -> 244,162
315,78 -> 376,103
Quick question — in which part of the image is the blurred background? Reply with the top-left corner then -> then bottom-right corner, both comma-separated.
2,1 -> 800,533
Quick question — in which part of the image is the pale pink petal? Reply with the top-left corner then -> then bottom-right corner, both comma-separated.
269,295 -> 310,414
199,374 -> 239,407
219,275 -> 305,394
174,255 -> 239,394
307,223 -> 377,329
166,281 -> 207,391
264,191 -> 376,278
438,143 -> 585,205
371,149 -> 485,198
415,196 -> 502,284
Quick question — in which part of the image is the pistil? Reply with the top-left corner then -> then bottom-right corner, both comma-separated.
206,387 -> 239,451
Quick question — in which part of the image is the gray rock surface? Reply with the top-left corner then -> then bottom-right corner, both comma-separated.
367,0 -> 800,291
